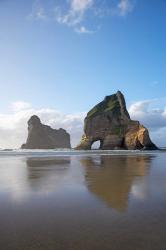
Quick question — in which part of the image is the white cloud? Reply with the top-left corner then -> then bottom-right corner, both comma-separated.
70,0 -> 93,12
128,100 -> 166,129
0,102 -> 85,149
11,101 -> 32,112
28,0 -> 136,33
128,99 -> 166,147
117,0 -> 134,16
55,7 -> 83,26
75,25 -> 94,33
55,0 -> 94,28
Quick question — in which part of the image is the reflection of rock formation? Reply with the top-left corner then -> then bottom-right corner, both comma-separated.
81,155 -> 153,211
27,157 -> 70,168
26,157 -> 71,191
22,115 -> 71,149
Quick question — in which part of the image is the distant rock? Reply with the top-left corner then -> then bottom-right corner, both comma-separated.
76,91 -> 158,150
21,115 -> 71,149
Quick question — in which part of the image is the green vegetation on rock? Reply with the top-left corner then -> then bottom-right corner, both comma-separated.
87,95 -> 120,118
114,127 -> 121,135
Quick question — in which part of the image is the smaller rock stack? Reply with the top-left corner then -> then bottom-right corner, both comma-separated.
21,115 -> 71,149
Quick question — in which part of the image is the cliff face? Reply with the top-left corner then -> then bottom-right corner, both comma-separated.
21,115 -> 71,149
76,91 -> 157,150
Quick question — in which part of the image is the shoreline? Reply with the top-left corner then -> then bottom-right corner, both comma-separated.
0,148 -> 164,158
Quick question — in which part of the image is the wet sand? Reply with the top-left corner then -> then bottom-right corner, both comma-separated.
0,150 -> 166,250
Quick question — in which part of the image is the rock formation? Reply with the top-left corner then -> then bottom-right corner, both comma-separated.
21,115 -> 71,149
76,91 -> 157,150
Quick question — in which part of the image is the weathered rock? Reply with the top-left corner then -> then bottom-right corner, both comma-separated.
76,91 -> 158,150
21,115 -> 71,149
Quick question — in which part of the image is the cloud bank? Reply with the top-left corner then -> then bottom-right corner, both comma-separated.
128,99 -> 166,147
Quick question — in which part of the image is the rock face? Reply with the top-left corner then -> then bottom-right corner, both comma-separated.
76,91 -> 157,150
21,115 -> 71,149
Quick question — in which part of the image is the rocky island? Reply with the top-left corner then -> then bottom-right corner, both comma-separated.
76,91 -> 157,150
21,115 -> 71,149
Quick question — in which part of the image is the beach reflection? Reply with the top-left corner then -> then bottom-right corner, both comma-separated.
26,157 -> 71,192
80,155 -> 154,211
1,152 -> 166,250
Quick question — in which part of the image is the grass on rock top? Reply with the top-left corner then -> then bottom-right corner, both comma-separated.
87,95 -> 120,118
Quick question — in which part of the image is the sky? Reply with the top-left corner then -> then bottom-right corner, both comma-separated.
0,0 -> 166,148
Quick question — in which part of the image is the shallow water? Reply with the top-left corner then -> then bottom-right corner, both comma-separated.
0,150 -> 166,250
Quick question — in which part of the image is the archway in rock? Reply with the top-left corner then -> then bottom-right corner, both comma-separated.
91,140 -> 103,150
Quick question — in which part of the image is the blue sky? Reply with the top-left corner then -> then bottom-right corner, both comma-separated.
0,0 -> 166,148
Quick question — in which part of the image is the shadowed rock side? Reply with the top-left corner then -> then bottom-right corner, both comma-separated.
76,91 -> 158,150
21,115 -> 71,149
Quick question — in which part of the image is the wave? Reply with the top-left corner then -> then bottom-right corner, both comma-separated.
0,148 -> 163,157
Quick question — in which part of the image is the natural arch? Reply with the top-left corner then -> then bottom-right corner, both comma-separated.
91,139 -> 103,150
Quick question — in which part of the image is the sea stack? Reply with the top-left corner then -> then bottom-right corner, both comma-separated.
76,91 -> 157,150
21,115 -> 71,149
